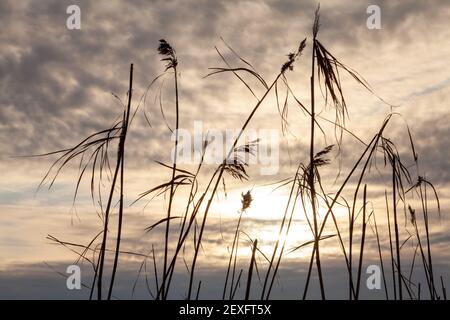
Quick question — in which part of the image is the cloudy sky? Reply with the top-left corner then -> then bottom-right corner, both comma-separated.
1,0 -> 450,299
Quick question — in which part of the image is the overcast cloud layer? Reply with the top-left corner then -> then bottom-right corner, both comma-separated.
1,0 -> 450,299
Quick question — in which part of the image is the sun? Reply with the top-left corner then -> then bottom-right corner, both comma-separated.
209,186 -> 319,257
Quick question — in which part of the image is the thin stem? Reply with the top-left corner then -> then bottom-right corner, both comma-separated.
229,232 -> 240,300
419,183 -> 436,299
261,166 -> 299,299
223,211 -> 243,299
96,111 -> 128,299
107,63 -> 133,300
355,185 -> 367,299
162,67 -> 180,299
385,190 -> 397,300
187,74 -> 281,299
303,116 -> 392,299
373,211 -> 389,299
392,157 -> 403,300
310,37 -> 325,300
265,169 -> 301,300
245,239 -> 258,300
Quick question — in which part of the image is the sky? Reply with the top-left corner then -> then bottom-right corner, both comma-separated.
1,0 -> 450,299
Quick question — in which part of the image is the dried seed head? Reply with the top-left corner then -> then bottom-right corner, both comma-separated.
313,4 -> 320,38
241,190 -> 253,212
281,38 -> 307,73
234,139 -> 259,156
158,39 -> 178,70
313,145 -> 334,168
408,205 -> 416,225
222,158 -> 249,181
221,139 -> 260,180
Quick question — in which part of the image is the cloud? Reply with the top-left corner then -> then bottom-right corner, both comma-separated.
1,0 -> 450,299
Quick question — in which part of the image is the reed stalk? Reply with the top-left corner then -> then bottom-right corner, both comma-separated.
245,239 -> 258,300
107,63 -> 134,299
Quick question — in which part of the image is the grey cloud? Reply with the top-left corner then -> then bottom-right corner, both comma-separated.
1,0 -> 450,300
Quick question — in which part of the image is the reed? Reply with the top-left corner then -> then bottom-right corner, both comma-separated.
223,191 -> 253,299
156,39 -> 180,300
33,5 -> 446,301
107,63 -> 134,299
245,239 -> 258,300
309,6 -> 325,299
32,63 -> 136,300
355,185 -> 367,299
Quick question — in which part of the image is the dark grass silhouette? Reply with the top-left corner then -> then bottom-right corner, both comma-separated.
33,5 -> 446,300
